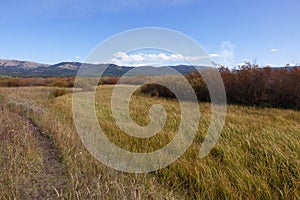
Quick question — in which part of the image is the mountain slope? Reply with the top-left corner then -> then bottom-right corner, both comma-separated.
0,59 -> 49,69
0,59 -> 207,77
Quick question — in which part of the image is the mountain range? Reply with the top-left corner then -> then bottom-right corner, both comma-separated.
0,59 -> 207,77
1,59 -> 298,77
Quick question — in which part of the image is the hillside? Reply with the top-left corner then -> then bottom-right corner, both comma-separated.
0,59 -> 206,77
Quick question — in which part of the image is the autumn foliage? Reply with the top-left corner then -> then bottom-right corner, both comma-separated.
141,64 -> 300,110
221,65 -> 300,109
0,77 -> 75,87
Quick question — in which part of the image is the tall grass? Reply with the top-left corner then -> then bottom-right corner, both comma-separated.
0,85 -> 299,199
0,107 -> 43,199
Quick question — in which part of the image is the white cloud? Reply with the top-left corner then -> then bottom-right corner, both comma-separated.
109,51 -> 218,66
219,41 -> 235,67
110,52 -> 188,66
181,54 -> 219,64
270,49 -> 279,52
209,53 -> 220,58
236,62 -> 247,66
75,56 -> 82,60
265,64 -> 274,67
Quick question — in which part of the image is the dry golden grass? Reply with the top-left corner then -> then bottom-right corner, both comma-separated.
0,85 -> 299,199
0,108 -> 43,199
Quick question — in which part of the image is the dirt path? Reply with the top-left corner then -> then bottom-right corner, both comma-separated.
23,116 -> 68,199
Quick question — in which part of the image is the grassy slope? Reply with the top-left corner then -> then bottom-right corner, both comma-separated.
0,85 -> 299,199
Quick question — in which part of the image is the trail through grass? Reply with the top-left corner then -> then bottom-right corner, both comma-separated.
0,107 -> 67,199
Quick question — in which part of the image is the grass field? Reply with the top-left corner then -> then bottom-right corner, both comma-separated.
0,85 -> 299,199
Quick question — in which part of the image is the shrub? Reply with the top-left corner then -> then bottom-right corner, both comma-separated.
101,77 -> 120,85
221,64 -> 300,109
139,65 -> 300,110
50,88 -> 68,98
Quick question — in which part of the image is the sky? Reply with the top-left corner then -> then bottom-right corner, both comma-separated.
0,0 -> 299,67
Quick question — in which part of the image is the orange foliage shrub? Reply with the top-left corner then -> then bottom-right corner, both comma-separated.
0,77 -> 75,87
140,64 -> 300,110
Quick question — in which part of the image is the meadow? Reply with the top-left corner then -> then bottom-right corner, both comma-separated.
0,85 -> 299,199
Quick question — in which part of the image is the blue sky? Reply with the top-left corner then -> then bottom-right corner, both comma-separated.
0,0 -> 299,67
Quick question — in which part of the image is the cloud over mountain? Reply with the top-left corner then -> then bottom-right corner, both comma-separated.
110,52 -> 186,67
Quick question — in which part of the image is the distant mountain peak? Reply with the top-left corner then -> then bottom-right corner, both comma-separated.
0,59 -> 49,69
